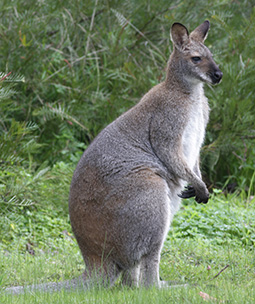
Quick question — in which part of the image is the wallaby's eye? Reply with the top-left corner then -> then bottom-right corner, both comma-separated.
191,57 -> 202,63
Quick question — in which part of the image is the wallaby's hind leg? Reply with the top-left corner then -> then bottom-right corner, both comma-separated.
121,265 -> 141,287
139,250 -> 161,287
121,247 -> 165,288
82,254 -> 122,288
116,174 -> 174,288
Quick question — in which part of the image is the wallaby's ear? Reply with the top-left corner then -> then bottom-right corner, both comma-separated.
170,23 -> 189,51
190,20 -> 210,43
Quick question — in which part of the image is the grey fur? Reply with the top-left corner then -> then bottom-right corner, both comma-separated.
4,20 -> 222,294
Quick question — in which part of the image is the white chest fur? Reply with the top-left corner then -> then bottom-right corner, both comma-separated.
181,84 -> 207,171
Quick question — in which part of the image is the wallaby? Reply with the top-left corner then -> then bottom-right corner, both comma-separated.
68,20 -> 222,288
5,20 -> 222,294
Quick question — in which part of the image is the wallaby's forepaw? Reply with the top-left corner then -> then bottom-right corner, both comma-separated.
178,185 -> 196,199
195,189 -> 209,204
178,185 -> 209,204
195,195 -> 209,204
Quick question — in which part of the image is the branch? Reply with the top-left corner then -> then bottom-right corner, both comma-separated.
0,71 -> 12,82
210,264 -> 229,281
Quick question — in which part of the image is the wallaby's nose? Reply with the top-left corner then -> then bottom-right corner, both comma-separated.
213,70 -> 223,83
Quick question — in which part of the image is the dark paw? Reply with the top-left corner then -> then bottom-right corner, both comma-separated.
178,185 -> 196,199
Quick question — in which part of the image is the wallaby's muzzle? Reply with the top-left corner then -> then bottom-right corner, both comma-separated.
210,68 -> 223,84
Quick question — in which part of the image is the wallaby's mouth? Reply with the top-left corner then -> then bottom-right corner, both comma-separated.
209,69 -> 223,84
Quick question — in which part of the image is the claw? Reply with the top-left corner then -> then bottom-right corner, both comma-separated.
178,186 -> 209,204
178,185 -> 196,199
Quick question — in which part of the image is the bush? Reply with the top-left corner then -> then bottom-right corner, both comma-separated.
0,0 -> 254,192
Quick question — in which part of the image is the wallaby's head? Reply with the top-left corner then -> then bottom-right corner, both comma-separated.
169,20 -> 223,86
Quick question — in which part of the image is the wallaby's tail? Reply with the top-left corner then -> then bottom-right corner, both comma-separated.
4,275 -> 86,295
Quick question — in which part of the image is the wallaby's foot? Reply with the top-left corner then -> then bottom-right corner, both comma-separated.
159,280 -> 190,288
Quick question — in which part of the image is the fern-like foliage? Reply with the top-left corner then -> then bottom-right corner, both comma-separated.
0,72 -> 24,82
0,72 -> 24,100
0,73 -> 42,212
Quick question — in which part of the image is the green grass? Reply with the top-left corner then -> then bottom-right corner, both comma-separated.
1,240 -> 255,303
1,193 -> 255,303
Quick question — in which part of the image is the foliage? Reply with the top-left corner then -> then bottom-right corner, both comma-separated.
202,6 -> 255,191
170,191 -> 255,248
0,161 -> 74,252
0,0 -> 254,191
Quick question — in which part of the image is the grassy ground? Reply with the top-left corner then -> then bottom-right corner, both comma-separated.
1,241 -> 255,303
1,0 -> 255,189
1,193 -> 255,303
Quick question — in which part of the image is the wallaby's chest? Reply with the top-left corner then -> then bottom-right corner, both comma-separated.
181,93 -> 208,170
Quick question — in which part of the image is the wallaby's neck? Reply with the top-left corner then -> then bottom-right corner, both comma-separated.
165,51 -> 204,95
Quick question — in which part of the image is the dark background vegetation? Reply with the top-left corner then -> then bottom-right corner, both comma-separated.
0,0 -> 255,250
